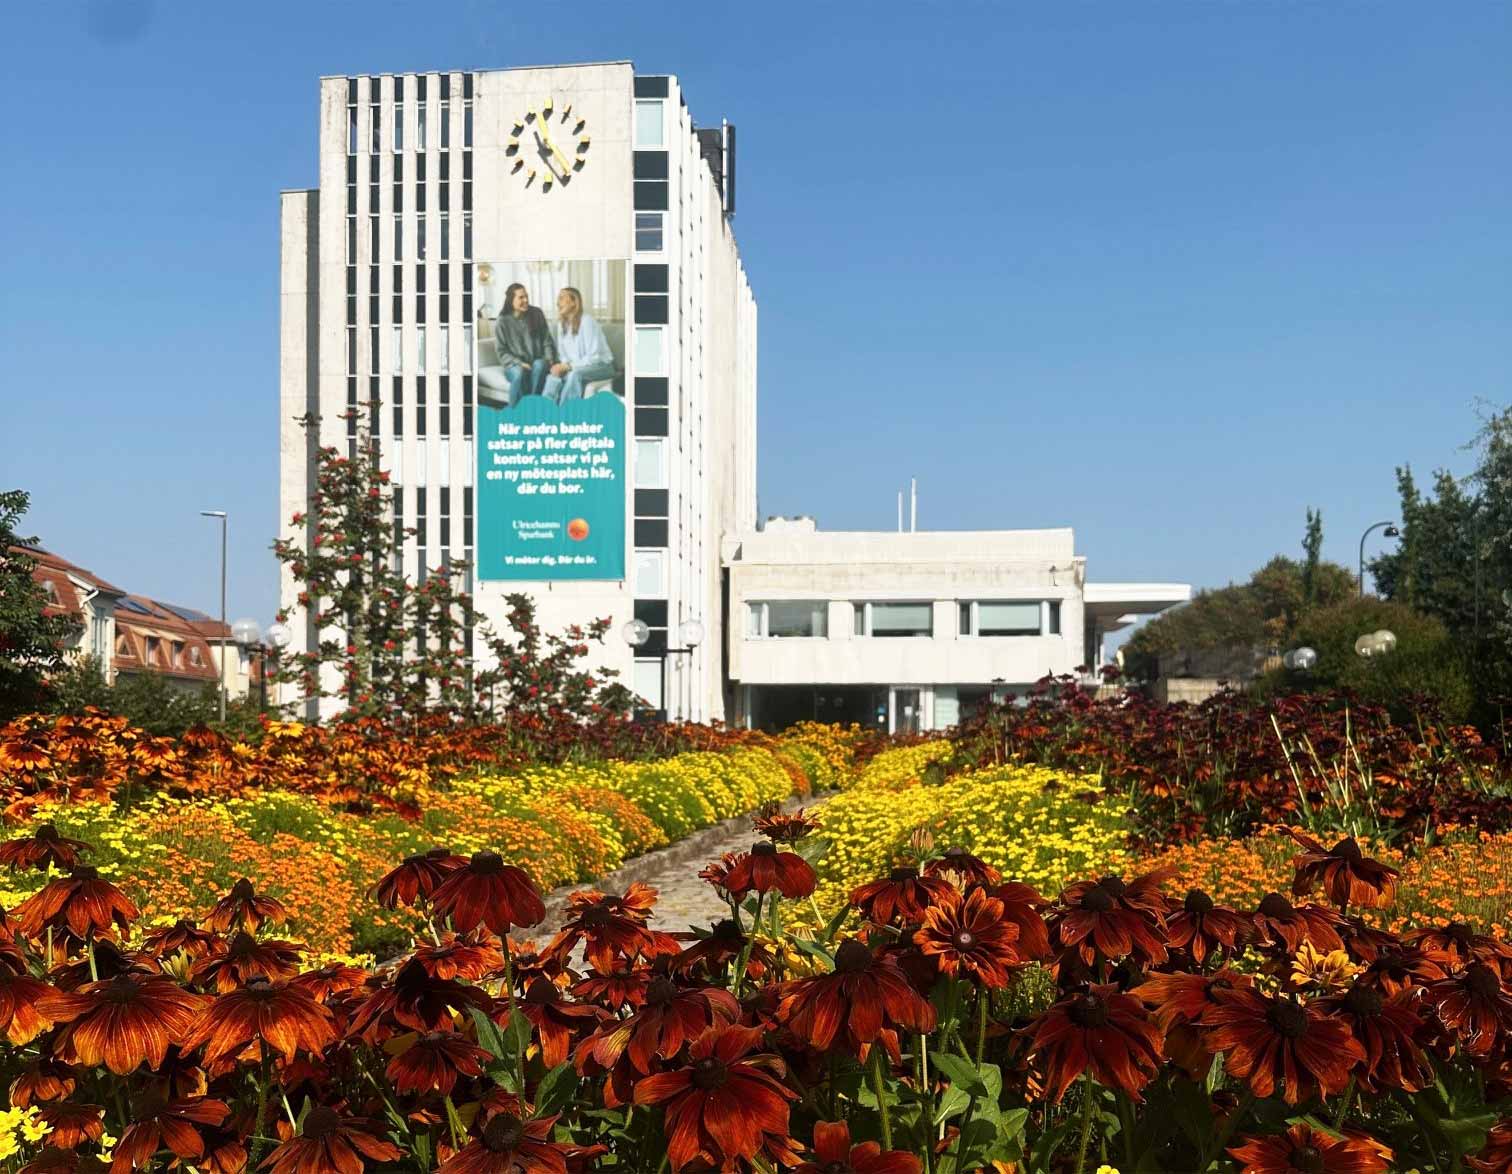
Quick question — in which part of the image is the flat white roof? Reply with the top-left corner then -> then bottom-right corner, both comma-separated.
1083,583 -> 1191,630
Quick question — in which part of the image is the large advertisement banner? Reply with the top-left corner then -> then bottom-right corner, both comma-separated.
475,260 -> 627,581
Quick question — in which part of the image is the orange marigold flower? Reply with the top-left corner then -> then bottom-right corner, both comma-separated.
14,867 -> 138,941
914,886 -> 1022,988
1027,983 -> 1164,1103
1228,1121 -> 1391,1174
262,1106 -> 401,1174
38,973 -> 205,1075
204,878 -> 286,934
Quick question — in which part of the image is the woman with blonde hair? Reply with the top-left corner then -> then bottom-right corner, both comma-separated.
543,286 -> 617,403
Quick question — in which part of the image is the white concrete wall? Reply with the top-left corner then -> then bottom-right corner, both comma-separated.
727,528 -> 1087,688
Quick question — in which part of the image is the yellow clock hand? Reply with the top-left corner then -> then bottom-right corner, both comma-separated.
535,120 -> 574,176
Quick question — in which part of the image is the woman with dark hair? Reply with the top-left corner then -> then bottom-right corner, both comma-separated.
485,283 -> 557,406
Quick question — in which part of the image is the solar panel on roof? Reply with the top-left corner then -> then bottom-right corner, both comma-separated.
116,599 -> 153,615
160,603 -> 213,623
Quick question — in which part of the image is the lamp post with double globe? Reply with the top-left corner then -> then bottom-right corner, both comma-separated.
621,617 -> 704,721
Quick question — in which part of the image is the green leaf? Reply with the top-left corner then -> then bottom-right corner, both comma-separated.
469,1007 -> 509,1060
1437,1112 -> 1497,1153
788,935 -> 835,966
535,1062 -> 580,1115
935,1063 -> 1003,1124
503,1010 -> 534,1055
820,899 -> 852,945
931,1052 -> 990,1098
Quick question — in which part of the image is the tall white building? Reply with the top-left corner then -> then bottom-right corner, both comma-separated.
280,60 -> 1189,729
280,62 -> 754,720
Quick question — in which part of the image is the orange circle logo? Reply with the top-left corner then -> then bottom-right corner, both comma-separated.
567,518 -> 590,541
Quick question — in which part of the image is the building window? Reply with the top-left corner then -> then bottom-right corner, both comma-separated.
345,216 -> 356,264
463,100 -> 473,148
633,549 -> 666,597
439,213 -> 449,260
393,103 -> 403,152
463,214 -> 472,259
417,102 -> 427,151
462,324 -> 473,374
634,438 -> 666,489
346,327 -> 357,375
635,212 -> 664,253
369,103 -> 381,153
633,326 -> 665,376
747,601 -> 828,639
634,99 -> 665,148
392,327 -> 403,373
440,100 -> 450,149
959,601 -> 1049,637
370,326 -> 380,373
416,327 -> 427,375
856,602 -> 933,638
439,326 -> 450,375
417,219 -> 426,260
393,215 -> 402,260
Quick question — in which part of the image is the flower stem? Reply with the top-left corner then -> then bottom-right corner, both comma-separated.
1333,1073 -> 1356,1130
974,988 -> 989,1065
869,1046 -> 893,1149
1199,1085 -> 1257,1171
1073,1070 -> 1096,1174
249,1052 -> 272,1168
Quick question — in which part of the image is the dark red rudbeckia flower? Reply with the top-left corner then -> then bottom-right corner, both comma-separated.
19,1148 -> 109,1174
698,852 -> 743,895
38,973 -> 205,1075
1406,922 -> 1512,971
346,957 -> 494,1044
632,1024 -> 797,1172
411,934 -> 505,982
371,847 -> 467,909
518,978 -> 604,1068
205,878 -> 287,934
578,975 -> 739,1076
1470,1121 -> 1512,1174
1337,916 -> 1400,965
795,1120 -> 921,1174
924,846 -> 1001,888
1356,944 -> 1446,996
181,978 -> 334,1067
1133,968 -> 1249,1079
289,962 -> 369,1003
1166,889 -> 1255,966
1250,893 -> 1344,954
992,882 -> 1052,962
9,1059 -> 76,1107
0,969 -> 55,1045
570,966 -> 650,1012
385,1029 -> 491,1097
1287,830 -> 1399,911
45,939 -> 147,993
780,937 -> 936,1056
722,842 -> 817,900
262,1106 -> 402,1174
14,867 -> 138,941
849,867 -> 953,927
1202,989 -> 1363,1103
673,919 -> 750,981
191,932 -> 302,993
753,804 -> 821,844
915,886 -> 1021,988
547,883 -> 676,972
1425,962 -> 1512,1058
140,919 -> 222,962
430,851 -> 545,935
1315,982 -> 1431,1093
1228,1121 -> 1392,1174
1050,873 -> 1172,967
0,825 -> 88,873
111,1094 -> 228,1172
1027,983 -> 1163,1103
36,1102 -> 106,1149
438,1111 -> 572,1174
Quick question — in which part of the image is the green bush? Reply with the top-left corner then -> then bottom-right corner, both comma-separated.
1256,597 -> 1473,721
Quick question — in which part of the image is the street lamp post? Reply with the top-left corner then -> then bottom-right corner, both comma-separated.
1357,521 -> 1400,599
200,510 -> 228,721
621,617 -> 704,721
232,619 -> 294,713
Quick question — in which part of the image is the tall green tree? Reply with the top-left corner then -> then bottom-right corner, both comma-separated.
0,490 -> 82,720
1301,507 -> 1324,606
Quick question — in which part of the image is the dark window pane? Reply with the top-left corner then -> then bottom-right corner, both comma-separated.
346,156 -> 357,183
635,599 -> 669,625
635,294 -> 669,324
635,519 -> 669,547
634,76 -> 670,97
417,75 -> 426,100
634,181 -> 669,211
633,151 -> 669,179
634,264 -> 669,293
463,73 -> 473,99
635,489 -> 669,517
347,77 -> 359,103
635,377 -> 669,406
634,407 -> 669,436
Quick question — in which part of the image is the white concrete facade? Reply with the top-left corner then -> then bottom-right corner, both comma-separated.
724,518 -> 1190,731
279,63 -> 755,720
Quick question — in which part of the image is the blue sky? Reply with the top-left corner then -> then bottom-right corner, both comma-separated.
3,1 -> 1509,629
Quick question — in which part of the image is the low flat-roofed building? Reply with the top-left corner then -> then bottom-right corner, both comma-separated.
723,517 -> 1189,732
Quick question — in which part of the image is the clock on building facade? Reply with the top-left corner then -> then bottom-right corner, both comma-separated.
506,98 -> 590,192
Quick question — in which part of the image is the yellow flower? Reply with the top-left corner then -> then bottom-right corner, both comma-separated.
1291,940 -> 1360,991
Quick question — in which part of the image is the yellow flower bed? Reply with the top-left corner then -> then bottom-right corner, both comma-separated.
812,760 -> 1132,912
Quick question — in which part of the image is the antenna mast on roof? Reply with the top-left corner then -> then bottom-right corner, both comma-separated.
910,478 -> 918,532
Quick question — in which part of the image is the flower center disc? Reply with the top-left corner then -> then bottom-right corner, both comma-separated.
484,1114 -> 525,1151
1184,889 -> 1214,915
833,940 -> 872,975
691,1057 -> 728,1090
953,931 -> 976,949
1289,1146 -> 1325,1174
1067,993 -> 1109,1028
1258,893 -> 1294,919
1266,998 -> 1309,1040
